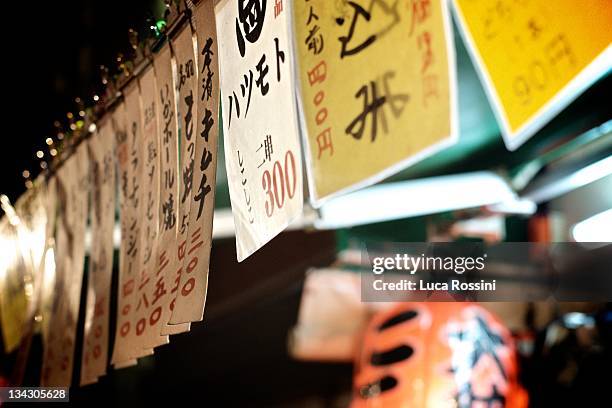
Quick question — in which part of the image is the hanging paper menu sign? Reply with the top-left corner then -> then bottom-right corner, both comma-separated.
80,122 -> 116,385
131,65 -> 169,352
150,44 -> 181,340
41,144 -> 89,386
39,176 -> 58,385
294,0 -> 458,206
40,176 -> 57,348
152,42 -> 191,338
216,0 -> 304,261
45,158 -> 77,386
166,24 -> 203,324
170,0 -> 220,324
111,93 -> 142,367
453,0 -> 612,150
118,81 -> 161,360
150,25 -> 197,335
58,144 -> 89,387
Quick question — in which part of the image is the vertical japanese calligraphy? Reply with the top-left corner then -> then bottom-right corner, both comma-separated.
41,143 -> 89,386
132,65 -> 169,352
170,0 -> 220,323
152,44 -> 192,340
111,96 -> 142,366
453,0 -> 612,149
216,0 -> 304,261
160,26 -> 199,333
80,121 -> 115,385
294,0 -> 458,206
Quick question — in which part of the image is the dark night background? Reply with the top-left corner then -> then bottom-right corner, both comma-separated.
1,1 -> 611,406
2,0 -> 163,206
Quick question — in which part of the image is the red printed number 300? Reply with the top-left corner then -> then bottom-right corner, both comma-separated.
262,150 -> 297,217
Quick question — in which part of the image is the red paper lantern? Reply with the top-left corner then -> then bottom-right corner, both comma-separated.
351,302 -> 528,407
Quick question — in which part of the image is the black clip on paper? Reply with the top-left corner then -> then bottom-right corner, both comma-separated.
164,0 -> 191,39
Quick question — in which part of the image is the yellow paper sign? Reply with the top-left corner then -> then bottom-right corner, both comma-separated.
453,0 -> 612,150
295,0 -> 458,206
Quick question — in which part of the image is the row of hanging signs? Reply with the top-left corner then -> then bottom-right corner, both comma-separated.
0,0 -> 609,387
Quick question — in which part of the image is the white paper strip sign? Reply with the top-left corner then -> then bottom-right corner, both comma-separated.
111,90 -> 145,366
39,176 -> 57,385
62,143 -> 89,387
125,82 -> 159,360
110,101 -> 130,365
40,177 -> 61,386
80,121 -> 116,385
133,67 -> 167,356
165,25 -> 203,325
41,143 -> 89,386
126,79 -> 158,360
216,0 -> 304,261
151,43 -> 191,338
170,0 -> 220,324
40,175 -> 57,348
131,65 -> 169,352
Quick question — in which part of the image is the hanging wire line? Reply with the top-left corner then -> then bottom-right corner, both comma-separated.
33,1 -> 197,187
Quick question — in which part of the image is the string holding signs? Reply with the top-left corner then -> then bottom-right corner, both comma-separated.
453,0 -> 612,150
294,0 -> 458,207
216,0 -> 304,261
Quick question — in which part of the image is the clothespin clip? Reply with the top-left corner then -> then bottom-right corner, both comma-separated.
21,170 -> 33,190
45,121 -> 65,177
163,0 -> 190,38
52,120 -> 65,160
115,52 -> 133,90
129,28 -> 145,65
92,90 -> 105,120
66,97 -> 88,148
33,144 -> 47,175
53,120 -> 64,142
56,111 -> 78,162
64,112 -> 76,149
66,111 -> 76,133
100,64 -> 120,110
129,28 -> 153,77
73,96 -> 96,136
45,136 -> 58,164
74,97 -> 87,132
